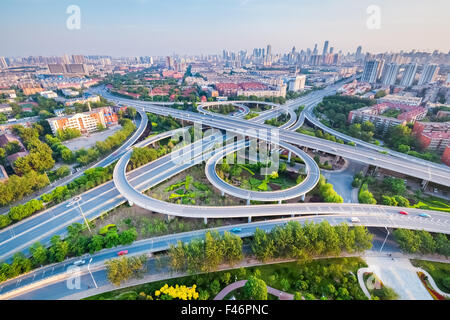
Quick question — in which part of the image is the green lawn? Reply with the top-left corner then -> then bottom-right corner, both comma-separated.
411,260 -> 450,293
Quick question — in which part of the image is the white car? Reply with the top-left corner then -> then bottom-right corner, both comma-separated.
350,217 -> 360,223
73,259 -> 86,266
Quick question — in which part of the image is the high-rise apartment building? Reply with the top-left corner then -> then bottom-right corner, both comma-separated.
381,63 -> 400,85
418,64 -> 439,85
361,60 -> 380,83
400,63 -> 418,87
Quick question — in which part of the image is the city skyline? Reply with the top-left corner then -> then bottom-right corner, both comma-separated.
1,0 -> 449,57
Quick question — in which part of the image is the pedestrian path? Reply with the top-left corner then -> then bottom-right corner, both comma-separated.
214,280 -> 294,300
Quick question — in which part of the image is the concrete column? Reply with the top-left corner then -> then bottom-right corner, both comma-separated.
421,180 -> 429,191
247,198 -> 250,205
278,200 -> 282,204
203,217 -> 208,225
248,216 -> 252,223
300,194 -> 305,201
128,200 -> 134,206
372,166 -> 378,176
167,215 -> 174,221
291,214 -> 295,218
221,191 -> 225,197
288,151 -> 292,162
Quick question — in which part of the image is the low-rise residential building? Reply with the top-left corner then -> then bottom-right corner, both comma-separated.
442,145 -> 450,166
47,107 -> 118,135
39,90 -> 58,99
347,102 -> 427,133
378,94 -> 423,106
55,93 -> 101,106
7,151 -> 30,171
413,121 -> 450,153
0,133 -> 25,150
0,104 -> 12,114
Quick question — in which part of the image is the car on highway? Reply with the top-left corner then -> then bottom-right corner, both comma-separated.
419,213 -> 431,218
349,217 -> 360,223
117,250 -> 128,256
398,211 -> 409,215
73,259 -> 86,266
231,227 -> 242,233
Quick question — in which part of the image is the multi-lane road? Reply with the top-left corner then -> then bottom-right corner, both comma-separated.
1,213 -> 449,300
101,90 -> 450,187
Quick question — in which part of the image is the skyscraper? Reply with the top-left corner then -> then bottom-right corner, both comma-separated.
355,46 -> 362,60
400,63 -> 418,87
418,64 -> 439,85
266,44 -> 272,57
361,60 -> 380,83
381,63 -> 400,85
322,41 -> 329,56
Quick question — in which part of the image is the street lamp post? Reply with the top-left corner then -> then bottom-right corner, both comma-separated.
70,196 -> 92,234
379,227 -> 390,253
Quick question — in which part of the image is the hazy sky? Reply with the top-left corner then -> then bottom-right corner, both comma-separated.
1,0 -> 449,57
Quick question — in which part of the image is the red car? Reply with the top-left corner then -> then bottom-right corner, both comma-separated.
117,250 -> 128,256
398,211 -> 409,215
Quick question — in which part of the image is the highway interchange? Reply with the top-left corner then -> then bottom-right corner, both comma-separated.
0,80 -> 449,299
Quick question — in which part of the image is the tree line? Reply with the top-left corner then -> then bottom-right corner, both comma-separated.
0,222 -> 139,284
251,221 -> 373,262
393,229 -> 450,256
0,166 -> 114,230
168,231 -> 243,274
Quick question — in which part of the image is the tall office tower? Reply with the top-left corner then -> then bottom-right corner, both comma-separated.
329,47 -> 334,54
266,44 -> 272,57
166,56 -> 174,69
381,63 -> 400,85
72,55 -> 85,64
355,46 -> 362,60
0,57 -> 8,69
400,63 -> 418,87
222,50 -> 228,60
313,44 -> 318,55
361,60 -> 380,83
322,40 -> 329,56
418,63 -> 439,85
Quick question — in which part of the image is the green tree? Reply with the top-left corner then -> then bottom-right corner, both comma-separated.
29,242 -> 48,266
243,276 -> 268,300
105,255 -> 147,286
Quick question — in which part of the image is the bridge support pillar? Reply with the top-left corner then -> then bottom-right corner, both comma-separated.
167,215 -> 174,221
291,214 -> 295,218
221,191 -> 225,197
288,151 -> 291,162
248,216 -> 252,223
300,194 -> 305,201
128,200 -> 134,207
203,217 -> 208,225
278,200 -> 282,204
372,166 -> 378,176
246,198 -> 250,205
421,180 -> 429,191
